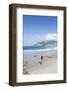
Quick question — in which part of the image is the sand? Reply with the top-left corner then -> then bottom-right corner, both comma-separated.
23,49 -> 57,75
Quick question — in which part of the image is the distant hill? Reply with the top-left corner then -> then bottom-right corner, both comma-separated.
34,40 -> 57,47
23,40 -> 57,50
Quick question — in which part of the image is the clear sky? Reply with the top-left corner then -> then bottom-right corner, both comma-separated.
23,15 -> 57,46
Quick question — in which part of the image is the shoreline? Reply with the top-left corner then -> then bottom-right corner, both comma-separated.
24,47 -> 57,52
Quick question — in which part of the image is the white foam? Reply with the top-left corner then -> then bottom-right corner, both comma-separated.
24,47 -> 57,52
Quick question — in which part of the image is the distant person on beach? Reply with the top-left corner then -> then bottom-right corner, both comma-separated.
34,55 -> 44,64
39,56 -> 43,64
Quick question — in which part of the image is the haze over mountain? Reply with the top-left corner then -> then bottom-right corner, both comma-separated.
34,40 -> 57,47
23,40 -> 57,50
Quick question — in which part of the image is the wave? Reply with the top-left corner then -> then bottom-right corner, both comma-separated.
24,47 -> 57,52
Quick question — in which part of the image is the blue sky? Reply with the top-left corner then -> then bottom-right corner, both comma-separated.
23,15 -> 57,46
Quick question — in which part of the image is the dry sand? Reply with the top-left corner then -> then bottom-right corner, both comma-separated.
23,49 -> 57,75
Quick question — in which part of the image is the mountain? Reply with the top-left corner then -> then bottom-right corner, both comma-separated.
23,40 -> 57,50
34,40 -> 57,47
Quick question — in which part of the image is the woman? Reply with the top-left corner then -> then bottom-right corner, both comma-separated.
39,56 -> 43,64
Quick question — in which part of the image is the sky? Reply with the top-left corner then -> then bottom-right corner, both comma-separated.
23,15 -> 57,46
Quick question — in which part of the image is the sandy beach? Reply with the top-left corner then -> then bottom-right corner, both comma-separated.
23,49 -> 57,75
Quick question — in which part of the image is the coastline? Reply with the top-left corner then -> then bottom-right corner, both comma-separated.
23,47 -> 57,52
